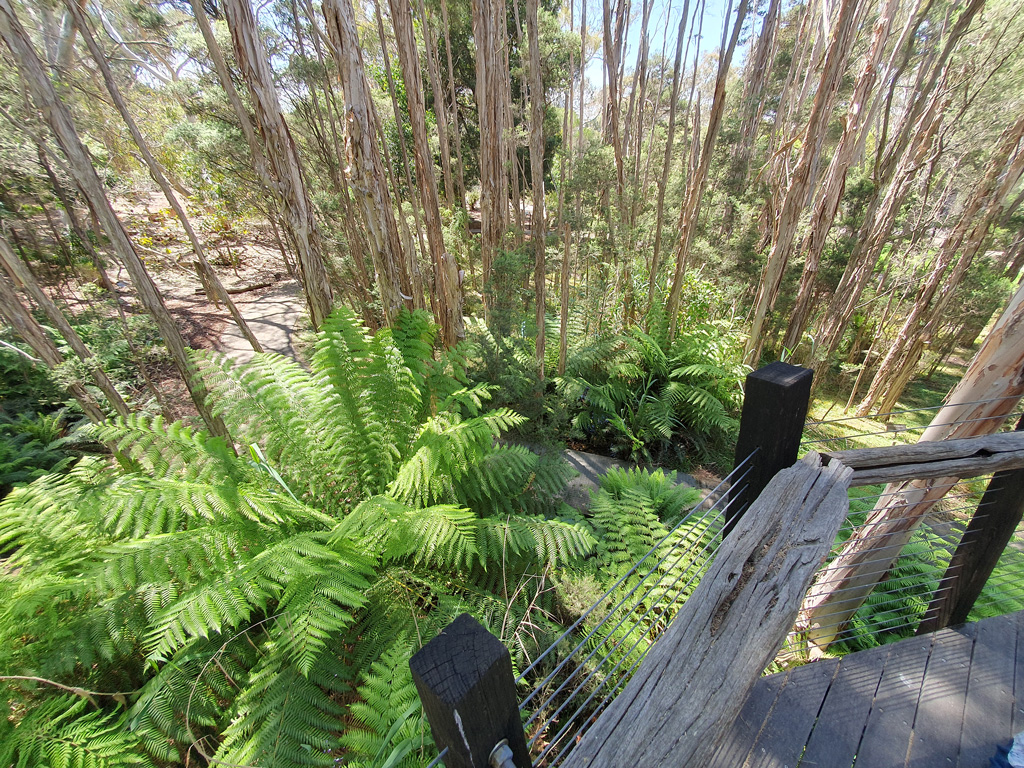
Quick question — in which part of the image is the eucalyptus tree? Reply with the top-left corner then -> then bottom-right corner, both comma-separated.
743,0 -> 863,365
472,0 -> 512,313
321,0 -> 410,325
664,0 -> 749,340
0,0 -> 228,438
387,0 -> 464,347
219,0 -> 334,330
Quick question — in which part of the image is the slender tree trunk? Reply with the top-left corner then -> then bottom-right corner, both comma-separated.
664,0 -> 748,339
219,0 -> 333,330
812,100 -> 947,384
0,0 -> 228,437
371,1 -> 429,310
0,271 -> 106,422
66,0 -> 262,355
733,0 -> 781,181
623,0 -> 652,181
439,0 -> 467,212
857,114 -> 1024,416
782,0 -> 900,355
0,234 -> 129,418
743,0 -> 862,366
321,0 -> 412,324
603,0 -> 627,211
388,0 -> 464,346
526,0 -> 546,375
558,2 -> 576,377
802,277 -> 1024,650
473,0 -> 511,314
33,147 -> 117,295
414,0 -> 455,211
648,4 -> 689,306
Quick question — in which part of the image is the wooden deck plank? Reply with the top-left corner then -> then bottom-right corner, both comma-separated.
705,671 -> 789,768
743,658 -> 839,768
707,610 -> 1024,768
905,623 -> 978,768
798,644 -> 892,768
849,634 -> 934,768
958,612 -> 1018,767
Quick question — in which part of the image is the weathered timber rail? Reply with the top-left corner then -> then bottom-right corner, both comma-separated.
820,430 -> 1024,486
557,456 -> 852,768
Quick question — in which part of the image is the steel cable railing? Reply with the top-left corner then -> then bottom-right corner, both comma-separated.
509,453 -> 757,766
774,470 -> 1021,660
525,502 -> 735,763
415,454 -> 756,768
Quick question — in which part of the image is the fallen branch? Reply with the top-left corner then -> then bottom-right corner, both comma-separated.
194,280 -> 274,296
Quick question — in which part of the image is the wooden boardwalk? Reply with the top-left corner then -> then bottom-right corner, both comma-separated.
709,610 -> 1023,768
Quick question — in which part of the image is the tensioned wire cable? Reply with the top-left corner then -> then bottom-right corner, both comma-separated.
515,452 -> 756,697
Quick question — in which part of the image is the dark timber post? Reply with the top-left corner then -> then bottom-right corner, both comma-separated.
918,414 -> 1024,634
410,614 -> 532,768
727,362 -> 813,533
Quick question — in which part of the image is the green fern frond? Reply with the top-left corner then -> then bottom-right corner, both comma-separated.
214,648 -> 353,766
340,637 -> 427,768
0,696 -> 154,768
334,495 -> 480,570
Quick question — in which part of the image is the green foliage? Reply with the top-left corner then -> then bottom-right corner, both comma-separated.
0,308 -> 593,767
0,335 -> 64,413
0,696 -> 154,768
556,319 -> 747,466
0,411 -> 77,498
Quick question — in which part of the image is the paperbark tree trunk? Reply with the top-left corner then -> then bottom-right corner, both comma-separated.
0,0 -> 228,438
439,0 -> 468,212
781,0 -> 900,354
472,0 -> 511,312
67,0 -> 262,355
220,0 -> 333,330
371,0 -> 428,310
664,0 -> 748,340
388,0 -> 464,347
732,0 -> 781,181
802,277 -> 1024,650
321,0 -> 412,325
602,0 -> 627,211
557,3 -> 576,377
0,234 -> 128,418
527,0 -> 546,375
648,5 -> 689,305
856,114 -> 1024,416
414,0 -> 455,211
812,0 -> 985,377
743,0 -> 862,366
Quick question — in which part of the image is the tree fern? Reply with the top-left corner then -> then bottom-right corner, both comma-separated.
0,309 -> 593,767
340,637 -> 426,768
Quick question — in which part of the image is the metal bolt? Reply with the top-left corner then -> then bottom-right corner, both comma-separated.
489,739 -> 517,768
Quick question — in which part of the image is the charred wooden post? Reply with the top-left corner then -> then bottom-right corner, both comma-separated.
410,614 -> 531,768
728,361 -> 813,532
918,416 -> 1024,633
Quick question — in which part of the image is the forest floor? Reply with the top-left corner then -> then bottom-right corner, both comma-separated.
106,191 -> 304,415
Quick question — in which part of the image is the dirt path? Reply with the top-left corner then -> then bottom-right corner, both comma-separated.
217,280 -> 306,364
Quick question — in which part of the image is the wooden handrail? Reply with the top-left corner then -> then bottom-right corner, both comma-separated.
820,431 -> 1024,486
